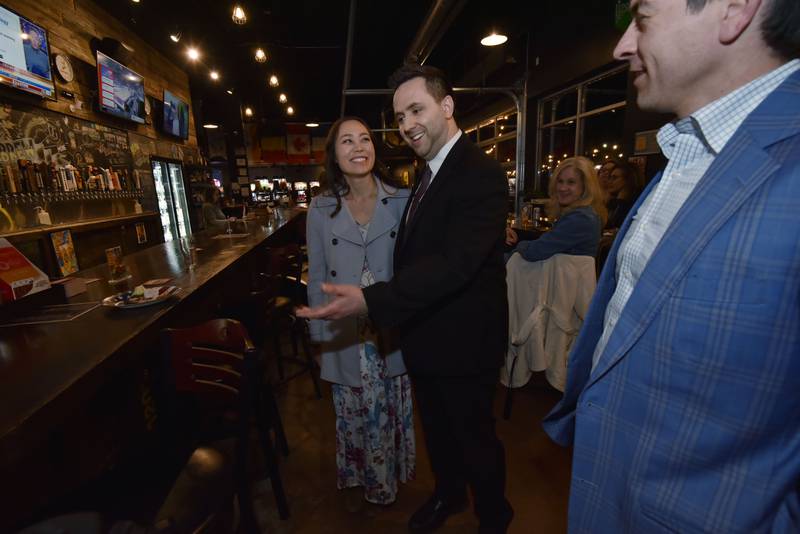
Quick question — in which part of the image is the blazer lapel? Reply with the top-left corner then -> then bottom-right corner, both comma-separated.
588,122 -> 787,389
331,202 -> 364,245
364,183 -> 403,245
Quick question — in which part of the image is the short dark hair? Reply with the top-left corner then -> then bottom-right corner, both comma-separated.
203,187 -> 218,203
687,0 -> 799,58
387,63 -> 453,102
321,116 -> 402,217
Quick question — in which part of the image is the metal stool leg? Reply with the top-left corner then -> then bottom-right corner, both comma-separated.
503,355 -> 519,420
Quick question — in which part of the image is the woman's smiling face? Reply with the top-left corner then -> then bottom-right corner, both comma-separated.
335,119 -> 375,179
555,166 -> 585,207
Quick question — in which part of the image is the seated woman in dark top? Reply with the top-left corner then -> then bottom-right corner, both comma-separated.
597,159 -> 618,191
507,156 -> 607,262
201,187 -> 232,230
604,160 -> 642,229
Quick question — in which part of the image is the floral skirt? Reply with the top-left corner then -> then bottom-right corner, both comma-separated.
331,341 -> 416,504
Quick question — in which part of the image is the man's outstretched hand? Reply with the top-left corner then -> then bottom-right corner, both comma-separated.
295,283 -> 367,320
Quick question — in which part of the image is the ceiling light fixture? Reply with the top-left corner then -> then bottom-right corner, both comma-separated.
169,32 -> 181,43
269,75 -> 279,87
210,70 -> 220,81
187,47 -> 200,61
232,5 -> 247,24
244,107 -> 253,117
203,123 -> 219,129
254,48 -> 267,63
480,32 -> 508,47
286,106 -> 294,116
305,123 -> 319,128
226,89 -> 234,95
278,93 -> 287,104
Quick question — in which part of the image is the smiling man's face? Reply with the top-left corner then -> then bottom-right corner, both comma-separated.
393,76 -> 453,161
613,0 -> 723,117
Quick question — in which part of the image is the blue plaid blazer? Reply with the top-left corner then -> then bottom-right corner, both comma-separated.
543,70 -> 800,533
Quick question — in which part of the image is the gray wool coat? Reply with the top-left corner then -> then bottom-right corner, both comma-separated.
306,179 -> 410,386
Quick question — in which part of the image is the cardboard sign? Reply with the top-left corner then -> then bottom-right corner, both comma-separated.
0,238 -> 51,302
50,230 -> 79,276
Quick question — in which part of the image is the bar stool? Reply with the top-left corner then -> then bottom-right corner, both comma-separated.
253,244 -> 322,399
160,319 -> 290,529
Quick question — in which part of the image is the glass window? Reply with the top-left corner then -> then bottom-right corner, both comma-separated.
536,66 -> 628,192
542,89 -> 578,125
466,128 -> 478,143
497,138 -> 515,164
539,121 -> 576,171
496,113 -> 516,136
584,69 -> 628,112
478,121 -> 495,142
581,109 -> 626,165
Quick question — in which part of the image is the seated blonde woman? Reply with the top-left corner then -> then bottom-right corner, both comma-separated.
503,157 -> 606,393
506,156 -> 607,261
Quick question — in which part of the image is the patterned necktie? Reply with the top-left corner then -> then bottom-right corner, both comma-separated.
405,164 -> 432,225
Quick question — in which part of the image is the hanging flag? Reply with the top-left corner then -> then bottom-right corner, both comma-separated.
261,136 -> 287,163
311,137 -> 325,163
286,124 -> 310,164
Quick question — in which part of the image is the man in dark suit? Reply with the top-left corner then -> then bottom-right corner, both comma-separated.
297,64 -> 512,533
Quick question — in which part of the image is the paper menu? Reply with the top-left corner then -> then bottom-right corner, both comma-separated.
50,230 -> 79,277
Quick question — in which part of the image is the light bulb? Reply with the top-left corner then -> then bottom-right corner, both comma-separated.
232,5 -> 246,24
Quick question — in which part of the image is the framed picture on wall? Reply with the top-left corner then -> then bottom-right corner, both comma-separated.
135,223 -> 147,244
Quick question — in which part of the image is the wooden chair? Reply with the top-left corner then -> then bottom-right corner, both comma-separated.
160,319 -> 290,530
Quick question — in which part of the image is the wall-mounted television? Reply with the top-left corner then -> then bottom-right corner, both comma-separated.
0,4 -> 55,99
96,50 -> 145,124
163,89 -> 189,139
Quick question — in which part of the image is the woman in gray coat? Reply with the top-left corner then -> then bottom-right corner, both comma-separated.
306,116 -> 414,509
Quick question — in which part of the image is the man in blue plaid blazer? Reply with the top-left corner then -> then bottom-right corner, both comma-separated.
543,0 -> 800,532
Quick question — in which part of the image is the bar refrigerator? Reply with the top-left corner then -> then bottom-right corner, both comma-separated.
151,157 -> 191,242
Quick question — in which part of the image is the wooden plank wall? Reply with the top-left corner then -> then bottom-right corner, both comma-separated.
1,0 -> 197,148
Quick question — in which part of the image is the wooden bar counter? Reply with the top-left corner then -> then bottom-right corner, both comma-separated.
0,208 -> 305,529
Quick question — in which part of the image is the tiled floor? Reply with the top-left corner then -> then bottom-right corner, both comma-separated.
254,367 -> 572,534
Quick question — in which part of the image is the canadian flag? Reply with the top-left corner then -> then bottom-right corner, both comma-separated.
286,124 -> 310,158
311,137 -> 325,163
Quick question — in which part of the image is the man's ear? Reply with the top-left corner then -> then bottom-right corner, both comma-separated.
719,0 -> 762,44
441,95 -> 454,118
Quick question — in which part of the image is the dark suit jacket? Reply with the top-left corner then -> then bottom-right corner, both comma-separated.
363,134 -> 509,376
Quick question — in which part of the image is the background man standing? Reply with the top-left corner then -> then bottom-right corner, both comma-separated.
544,0 -> 800,531
297,64 -> 513,533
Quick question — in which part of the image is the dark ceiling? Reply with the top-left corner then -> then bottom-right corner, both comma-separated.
91,0 -> 546,133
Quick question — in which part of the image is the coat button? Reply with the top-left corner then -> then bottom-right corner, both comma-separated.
381,198 -> 388,205
331,270 -> 337,277
390,231 -> 396,238
332,238 -> 338,245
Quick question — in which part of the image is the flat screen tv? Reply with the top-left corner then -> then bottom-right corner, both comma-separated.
96,50 -> 145,124
163,89 -> 189,139
0,4 -> 55,99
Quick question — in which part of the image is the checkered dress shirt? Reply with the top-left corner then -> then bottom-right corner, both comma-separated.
592,59 -> 800,369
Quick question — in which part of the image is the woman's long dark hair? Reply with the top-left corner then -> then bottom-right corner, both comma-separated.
321,116 -> 403,217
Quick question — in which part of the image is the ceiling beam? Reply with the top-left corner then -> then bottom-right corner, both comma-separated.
405,0 -> 467,65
